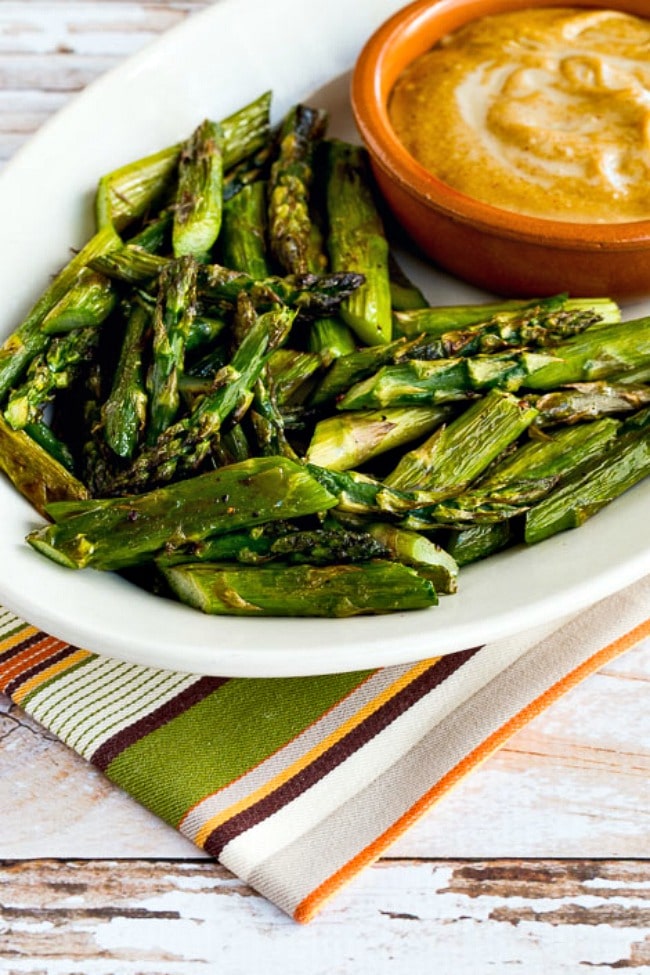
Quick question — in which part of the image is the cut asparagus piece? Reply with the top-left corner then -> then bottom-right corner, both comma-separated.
221,180 -> 270,279
524,316 -> 650,390
268,104 -> 328,275
326,140 -> 392,346
156,522 -> 389,567
446,522 -> 513,566
172,119 -> 224,258
394,296 -> 620,338
525,422 -> 650,544
267,348 -> 323,405
385,389 -> 538,493
40,269 -> 117,334
0,414 -> 89,516
147,256 -> 198,443
307,316 -> 357,359
96,91 -> 273,231
365,523 -> 458,593
306,465 -> 450,516
306,405 -> 452,471
4,325 -> 99,431
532,382 -> 650,427
25,421 -> 75,473
161,560 -> 437,617
27,456 -> 338,571
108,303 -> 297,492
102,301 -> 150,459
0,224 -> 121,399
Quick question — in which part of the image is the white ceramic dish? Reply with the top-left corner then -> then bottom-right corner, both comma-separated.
0,0 -> 649,678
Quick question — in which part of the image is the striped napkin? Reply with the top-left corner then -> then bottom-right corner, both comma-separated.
1,577 -> 649,922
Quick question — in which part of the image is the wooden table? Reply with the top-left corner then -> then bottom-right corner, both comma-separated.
0,3 -> 649,969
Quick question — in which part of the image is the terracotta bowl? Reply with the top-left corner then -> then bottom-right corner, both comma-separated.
351,0 -> 650,298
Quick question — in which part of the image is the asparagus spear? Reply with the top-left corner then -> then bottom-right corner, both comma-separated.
385,389 -> 538,493
394,296 -> 620,338
156,522 -> 389,567
365,522 -> 458,593
161,560 -> 437,617
525,421 -> 650,543
0,224 -> 121,399
267,348 -> 323,405
40,269 -> 117,334
306,465 -> 451,517
326,140 -> 392,346
96,91 -> 273,231
307,316 -> 357,360
0,414 -> 89,517
220,180 -> 270,279
445,522 -> 513,566
172,119 -> 224,259
147,256 -> 198,443
27,455 -> 338,571
306,405 -> 453,471
4,326 -> 99,431
267,104 -> 328,275
108,303 -> 297,491
101,301 -> 150,459
532,382 -> 650,427
25,421 -> 75,473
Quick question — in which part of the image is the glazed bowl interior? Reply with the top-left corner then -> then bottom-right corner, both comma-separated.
352,0 -> 650,250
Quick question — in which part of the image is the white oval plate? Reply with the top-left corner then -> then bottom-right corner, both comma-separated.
1,0 -> 649,677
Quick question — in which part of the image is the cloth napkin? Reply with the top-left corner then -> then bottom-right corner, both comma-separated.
1,577 -> 649,922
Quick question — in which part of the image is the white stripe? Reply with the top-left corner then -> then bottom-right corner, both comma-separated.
70,670 -> 196,758
0,610 -> 28,639
218,623 -> 560,881
28,657 -> 140,732
181,663 -> 416,840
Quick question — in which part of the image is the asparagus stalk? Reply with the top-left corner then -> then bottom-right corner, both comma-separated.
0,224 -> 121,399
146,256 -> 198,443
172,119 -> 224,258
96,91 -> 273,231
365,522 -> 458,593
394,296 -> 620,339
267,348 -> 323,405
445,522 -> 513,566
156,522 -> 389,567
4,326 -> 99,431
268,104 -> 328,275
385,389 -> 538,493
326,140 -> 392,346
25,421 -> 75,473
307,316 -> 357,360
161,560 -> 438,617
102,301 -> 150,459
40,269 -> 117,334
525,421 -> 650,543
306,405 -> 453,471
306,465 -> 451,517
108,303 -> 297,491
27,455 -> 338,571
220,180 -> 270,279
532,382 -> 650,427
0,414 -> 88,517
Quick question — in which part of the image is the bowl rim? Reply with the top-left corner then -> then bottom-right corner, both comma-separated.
350,0 -> 650,250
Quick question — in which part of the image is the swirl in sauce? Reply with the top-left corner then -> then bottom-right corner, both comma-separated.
388,8 -> 650,222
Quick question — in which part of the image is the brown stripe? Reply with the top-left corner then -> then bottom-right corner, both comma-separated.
3,644 -> 80,698
0,630 -> 47,668
92,675 -> 230,771
204,647 -> 480,858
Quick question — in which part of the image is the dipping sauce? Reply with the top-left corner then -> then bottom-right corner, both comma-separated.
388,7 -> 650,223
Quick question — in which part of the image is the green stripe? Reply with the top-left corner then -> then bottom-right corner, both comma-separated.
105,670 -> 372,827
20,654 -> 96,710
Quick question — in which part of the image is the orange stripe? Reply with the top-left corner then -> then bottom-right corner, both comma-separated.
0,636 -> 69,689
191,658 -> 438,847
12,649 -> 92,705
294,618 -> 650,924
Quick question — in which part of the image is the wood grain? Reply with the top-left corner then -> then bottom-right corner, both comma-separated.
1,859 -> 649,971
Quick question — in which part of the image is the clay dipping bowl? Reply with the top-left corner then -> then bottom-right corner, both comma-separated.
351,0 -> 650,299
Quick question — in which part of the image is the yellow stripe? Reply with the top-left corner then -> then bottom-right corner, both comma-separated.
190,657 -> 439,848
0,624 -> 39,653
13,649 -> 93,706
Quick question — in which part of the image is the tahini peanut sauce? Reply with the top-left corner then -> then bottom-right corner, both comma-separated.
388,7 -> 650,222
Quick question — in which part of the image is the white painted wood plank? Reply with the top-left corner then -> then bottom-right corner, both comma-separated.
0,859 -> 648,971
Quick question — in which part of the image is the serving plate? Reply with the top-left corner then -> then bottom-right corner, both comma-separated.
0,0 -> 649,678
